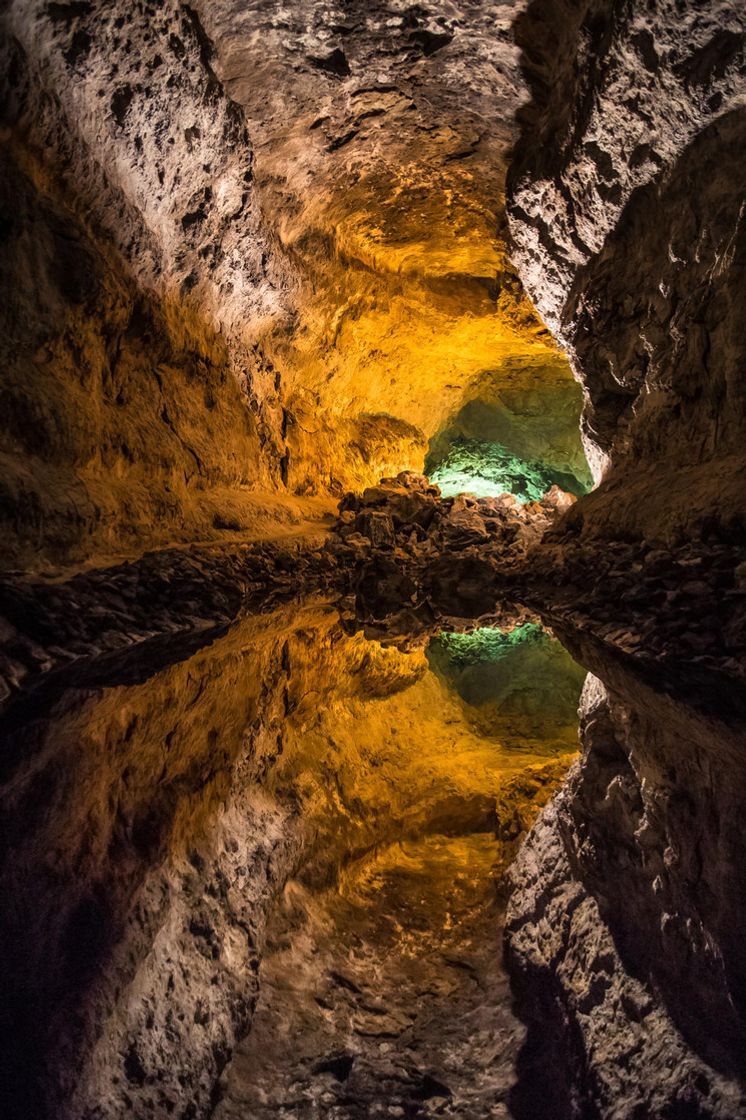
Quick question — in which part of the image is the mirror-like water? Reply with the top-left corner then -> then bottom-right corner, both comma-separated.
0,599 -> 583,1119
216,616 -> 584,1118
3,598 -> 745,1119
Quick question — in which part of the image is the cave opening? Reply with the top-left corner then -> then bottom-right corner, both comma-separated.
424,360 -> 593,504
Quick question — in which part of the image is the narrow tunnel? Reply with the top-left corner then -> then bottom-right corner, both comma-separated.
1,2 -> 745,1119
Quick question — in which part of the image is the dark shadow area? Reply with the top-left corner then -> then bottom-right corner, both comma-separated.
507,619 -> 746,1119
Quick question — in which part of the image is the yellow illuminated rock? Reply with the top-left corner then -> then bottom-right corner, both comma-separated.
200,1 -> 587,499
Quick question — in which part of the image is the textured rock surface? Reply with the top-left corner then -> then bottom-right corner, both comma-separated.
2,1 -> 746,1117
0,606 -> 309,1120
216,834 -> 523,1120
0,0 -> 586,568
506,654 -> 746,1119
425,367 -> 592,497
508,0 -> 746,538
500,13 -> 746,1110
329,469 -> 574,635
198,0 -> 575,479
210,618 -> 580,1118
0,0 -> 310,567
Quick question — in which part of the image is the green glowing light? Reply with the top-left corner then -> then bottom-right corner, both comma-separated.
427,622 -> 587,751
434,623 -> 546,667
428,437 -> 589,502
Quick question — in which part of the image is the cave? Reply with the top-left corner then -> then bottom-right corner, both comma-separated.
0,2 -> 745,1118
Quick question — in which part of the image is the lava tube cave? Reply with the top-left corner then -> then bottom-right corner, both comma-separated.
1,2 -> 746,1119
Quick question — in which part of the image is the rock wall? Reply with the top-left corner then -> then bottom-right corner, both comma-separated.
197,0 -> 572,478
506,646 -> 746,1118
504,4 -> 746,1112
0,0 -> 301,569
0,607 -> 307,1120
508,0 -> 746,541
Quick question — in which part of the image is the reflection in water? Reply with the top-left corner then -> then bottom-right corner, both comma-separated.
507,633 -> 746,1120
218,835 -> 518,1120
217,615 -> 583,1118
427,624 -> 586,750
0,599 -> 582,1119
6,599 -> 745,1118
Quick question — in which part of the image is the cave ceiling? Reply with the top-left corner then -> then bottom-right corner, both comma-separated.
197,0 -> 574,451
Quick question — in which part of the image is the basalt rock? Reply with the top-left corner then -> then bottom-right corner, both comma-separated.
328,470 -> 574,632
0,0 -> 584,568
0,0 -> 305,568
508,0 -> 746,541
1,1 -> 746,1118
500,16 -> 746,1108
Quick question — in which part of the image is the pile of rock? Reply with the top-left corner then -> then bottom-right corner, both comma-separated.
326,470 -> 746,684
326,471 -> 575,632
333,471 -> 574,551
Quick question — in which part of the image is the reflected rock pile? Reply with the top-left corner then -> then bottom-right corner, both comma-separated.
329,470 -> 574,634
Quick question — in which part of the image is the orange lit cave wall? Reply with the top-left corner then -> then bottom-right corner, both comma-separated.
0,0 -> 584,570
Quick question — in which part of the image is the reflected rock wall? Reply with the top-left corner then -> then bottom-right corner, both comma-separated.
507,645 -> 746,1118
0,601 -> 580,1119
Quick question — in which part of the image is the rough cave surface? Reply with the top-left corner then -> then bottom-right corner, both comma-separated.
1,1 -> 746,1119
0,0 -> 580,569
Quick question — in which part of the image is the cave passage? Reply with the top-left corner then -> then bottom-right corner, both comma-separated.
427,437 -> 590,501
2,0 -> 746,1117
425,375 -> 592,503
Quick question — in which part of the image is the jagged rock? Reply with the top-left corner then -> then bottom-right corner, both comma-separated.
328,470 -> 572,627
508,0 -> 746,544
506,662 -> 746,1118
353,510 -> 396,548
